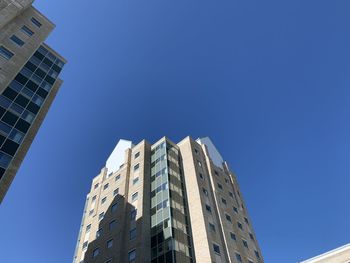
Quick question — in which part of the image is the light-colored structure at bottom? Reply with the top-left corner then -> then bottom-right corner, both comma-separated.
300,243 -> 350,263
73,136 -> 264,263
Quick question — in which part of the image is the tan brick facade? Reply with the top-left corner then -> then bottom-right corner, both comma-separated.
73,137 -> 263,263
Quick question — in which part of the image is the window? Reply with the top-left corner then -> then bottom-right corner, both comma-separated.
93,248 -> 100,258
235,253 -> 242,262
103,183 -> 109,190
242,239 -> 248,248
230,232 -> 236,241
209,222 -> 216,232
0,152 -> 11,169
133,177 -> 139,185
194,148 -> 198,154
86,224 -> 91,232
107,239 -> 113,248
131,192 -> 138,202
130,209 -> 137,220
113,188 -> 119,196
94,183 -> 99,189
133,163 -> 140,171
229,192 -> 234,198
109,220 -> 117,230
111,203 -> 118,213
244,217 -> 249,225
105,259 -> 112,263
21,26 -> 34,36
205,204 -> 212,213
96,228 -> 102,238
89,209 -> 94,216
92,195 -> 96,201
249,233 -> 255,241
115,174 -> 121,181
255,251 -> 261,260
129,227 -> 137,240
214,170 -> 218,176
202,188 -> 208,196
82,241 -> 88,250
233,207 -> 238,213
199,173 -> 204,179
237,222 -> 243,230
10,35 -> 25,46
98,212 -> 104,220
221,198 -> 227,205
134,152 -> 140,159
217,183 -> 223,190
101,197 -> 107,204
213,244 -> 220,255
0,46 -> 14,60
225,214 -> 231,222
31,17 -> 42,27
128,249 -> 136,263
225,178 -> 229,183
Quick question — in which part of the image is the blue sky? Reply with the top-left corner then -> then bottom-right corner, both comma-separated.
1,0 -> 350,262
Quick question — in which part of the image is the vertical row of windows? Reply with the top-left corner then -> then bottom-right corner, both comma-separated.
0,16 -> 42,62
195,148 -> 261,263
0,45 -> 64,179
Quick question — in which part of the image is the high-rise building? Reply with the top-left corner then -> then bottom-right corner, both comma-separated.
73,136 -> 264,263
0,1 -> 66,202
300,243 -> 350,263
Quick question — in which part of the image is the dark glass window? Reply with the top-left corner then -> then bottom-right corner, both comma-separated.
30,17 -> 42,27
0,107 -> 5,119
15,119 -> 30,133
213,244 -> 220,255
21,26 -> 34,36
3,88 -> 18,100
9,129 -> 24,144
0,96 -> 11,109
9,81 -> 23,92
35,68 -> 46,78
0,167 -> 6,179
24,61 -> 37,72
10,35 -> 25,47
0,46 -> 14,60
0,134 -> 5,146
26,80 -> 39,92
26,102 -> 40,114
36,88 -> 48,99
15,74 -> 28,85
230,232 -> 236,240
2,111 -> 18,126
1,139 -> 19,156
14,94 -> 29,108
43,58 -> 53,67
0,151 -> 12,168
0,121 -> 11,135
45,75 -> 55,85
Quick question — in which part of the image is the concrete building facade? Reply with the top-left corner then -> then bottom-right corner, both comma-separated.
300,243 -> 350,263
73,136 -> 263,263
0,0 -> 66,202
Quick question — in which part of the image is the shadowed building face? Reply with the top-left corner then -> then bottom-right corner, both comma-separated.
73,136 -> 264,263
0,0 -> 66,203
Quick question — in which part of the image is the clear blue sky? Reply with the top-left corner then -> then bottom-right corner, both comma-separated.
1,0 -> 350,262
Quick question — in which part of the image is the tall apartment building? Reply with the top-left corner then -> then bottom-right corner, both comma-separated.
73,136 -> 263,263
0,0 -> 66,202
300,243 -> 350,263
